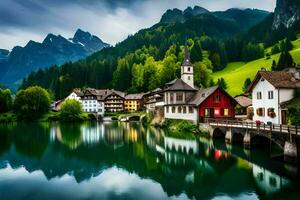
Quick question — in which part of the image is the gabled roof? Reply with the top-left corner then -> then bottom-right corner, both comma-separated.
164,78 -> 197,91
234,95 -> 252,107
105,89 -> 125,99
188,86 -> 237,106
125,93 -> 145,100
188,86 -> 219,105
247,70 -> 300,93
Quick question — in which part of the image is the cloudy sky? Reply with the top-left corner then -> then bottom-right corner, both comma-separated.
0,0 -> 276,50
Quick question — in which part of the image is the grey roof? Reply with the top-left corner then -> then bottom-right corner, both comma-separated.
188,86 -> 219,105
165,78 -> 197,91
183,44 -> 193,66
81,88 -> 126,101
235,95 -> 252,107
125,93 -> 145,100
105,89 -> 126,99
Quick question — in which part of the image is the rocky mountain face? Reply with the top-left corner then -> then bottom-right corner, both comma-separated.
160,6 -> 209,23
273,0 -> 300,29
0,29 -> 109,88
160,6 -> 269,31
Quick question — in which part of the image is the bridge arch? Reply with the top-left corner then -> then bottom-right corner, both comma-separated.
212,128 -> 226,139
231,132 -> 244,144
250,134 -> 284,150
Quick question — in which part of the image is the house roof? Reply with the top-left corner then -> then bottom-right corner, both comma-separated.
125,93 -> 145,100
188,86 -> 238,106
188,86 -> 219,106
247,70 -> 300,93
72,88 -> 83,96
81,88 -> 125,101
235,95 -> 252,107
164,78 -> 197,91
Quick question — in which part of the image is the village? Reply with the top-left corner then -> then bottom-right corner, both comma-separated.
53,45 -> 300,127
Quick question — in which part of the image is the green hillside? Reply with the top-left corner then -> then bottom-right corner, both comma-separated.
212,39 -> 300,96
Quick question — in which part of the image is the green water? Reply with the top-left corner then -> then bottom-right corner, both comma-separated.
0,122 -> 299,200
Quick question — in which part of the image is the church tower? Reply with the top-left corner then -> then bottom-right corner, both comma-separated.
181,44 -> 194,88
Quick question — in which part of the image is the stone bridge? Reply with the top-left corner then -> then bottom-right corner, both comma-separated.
202,119 -> 300,163
119,114 -> 147,122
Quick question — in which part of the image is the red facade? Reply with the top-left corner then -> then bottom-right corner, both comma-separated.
198,88 -> 236,122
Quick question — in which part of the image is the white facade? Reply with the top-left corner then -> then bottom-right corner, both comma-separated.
252,77 -> 294,124
82,99 -> 105,116
66,92 -> 82,102
164,105 -> 198,122
181,63 -> 194,89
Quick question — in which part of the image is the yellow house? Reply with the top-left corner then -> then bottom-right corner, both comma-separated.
124,93 -> 145,112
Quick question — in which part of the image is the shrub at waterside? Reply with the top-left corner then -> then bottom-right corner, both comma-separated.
0,89 -> 13,113
14,86 -> 51,120
60,99 -> 83,121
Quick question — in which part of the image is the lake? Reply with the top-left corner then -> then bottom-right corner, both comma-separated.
0,122 -> 299,200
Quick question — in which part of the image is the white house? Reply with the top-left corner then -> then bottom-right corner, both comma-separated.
80,88 -> 106,116
247,69 -> 300,124
66,89 -> 83,102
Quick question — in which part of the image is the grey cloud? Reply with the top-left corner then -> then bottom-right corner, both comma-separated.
0,0 -> 276,50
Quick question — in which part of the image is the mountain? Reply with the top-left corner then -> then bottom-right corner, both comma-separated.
273,0 -> 300,29
213,8 -> 270,31
246,0 -> 300,46
160,6 -> 269,31
71,29 -> 109,54
160,6 -> 210,23
20,6 -> 270,99
0,49 -> 9,60
0,29 -> 109,88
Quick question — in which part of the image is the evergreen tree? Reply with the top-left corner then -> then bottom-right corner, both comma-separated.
271,44 -> 281,55
242,78 -> 252,92
271,60 -> 277,71
191,40 -> 203,63
276,51 -> 295,71
280,38 -> 293,52
217,78 -> 227,90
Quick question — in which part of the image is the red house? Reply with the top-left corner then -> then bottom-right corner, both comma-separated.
189,86 -> 237,122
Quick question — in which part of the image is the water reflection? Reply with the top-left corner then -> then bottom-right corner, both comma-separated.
0,122 -> 299,200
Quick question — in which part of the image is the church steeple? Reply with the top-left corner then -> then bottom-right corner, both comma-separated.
181,42 -> 194,88
183,43 -> 192,66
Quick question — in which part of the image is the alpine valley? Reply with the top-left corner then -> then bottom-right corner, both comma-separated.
6,0 -> 300,98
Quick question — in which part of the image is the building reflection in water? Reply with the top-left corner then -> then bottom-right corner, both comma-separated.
252,164 -> 290,196
46,122 -> 296,198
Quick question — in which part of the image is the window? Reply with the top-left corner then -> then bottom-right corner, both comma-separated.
268,91 -> 274,99
172,107 -> 176,113
188,76 -> 191,80
224,109 -> 229,116
267,108 -> 276,118
205,109 -> 210,117
188,67 -> 191,72
170,93 -> 174,103
257,92 -> 262,100
176,93 -> 183,102
214,95 -> 220,103
189,107 -> 193,113
166,107 -> 169,113
178,106 -> 182,113
183,106 -> 187,114
256,108 -> 265,117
